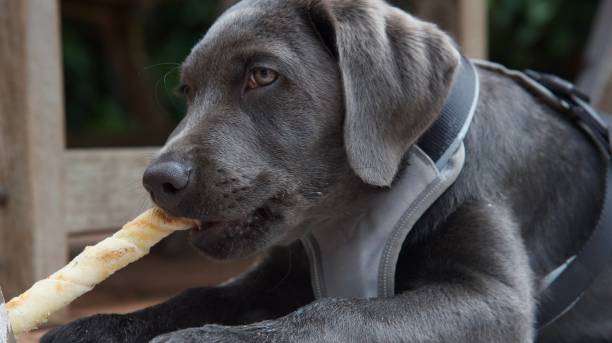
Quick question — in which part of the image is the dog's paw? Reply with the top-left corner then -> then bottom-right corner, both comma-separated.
150,321 -> 288,343
41,314 -> 156,343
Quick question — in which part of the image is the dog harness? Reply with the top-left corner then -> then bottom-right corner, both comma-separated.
301,57 -> 612,330
301,56 -> 480,299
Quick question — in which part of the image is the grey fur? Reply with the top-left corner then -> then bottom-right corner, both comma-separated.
42,0 -> 610,342
311,0 -> 460,186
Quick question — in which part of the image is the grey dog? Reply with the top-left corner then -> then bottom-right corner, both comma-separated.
42,0 -> 610,342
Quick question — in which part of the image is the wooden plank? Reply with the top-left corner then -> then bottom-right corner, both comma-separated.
411,0 -> 488,59
458,0 -> 488,59
64,148 -> 158,233
26,0 -> 66,285
0,0 -> 33,298
577,0 -> 612,109
0,0 -> 65,297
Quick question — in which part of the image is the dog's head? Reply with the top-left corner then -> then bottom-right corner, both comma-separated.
143,0 -> 460,260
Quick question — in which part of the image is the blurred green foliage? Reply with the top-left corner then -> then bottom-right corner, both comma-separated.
62,0 -> 222,142
143,0 -> 222,124
489,0 -> 598,79
62,0 -> 599,145
63,17 -> 134,133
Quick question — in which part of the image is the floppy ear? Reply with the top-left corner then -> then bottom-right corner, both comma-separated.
307,0 -> 461,186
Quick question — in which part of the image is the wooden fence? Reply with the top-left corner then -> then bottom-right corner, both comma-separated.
0,0 -> 487,297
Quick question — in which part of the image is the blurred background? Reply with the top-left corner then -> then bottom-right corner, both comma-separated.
61,0 -> 604,148
1,0 -> 611,341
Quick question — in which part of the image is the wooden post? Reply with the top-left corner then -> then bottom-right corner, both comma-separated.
411,0 -> 488,59
0,0 -> 66,297
458,0 -> 488,60
577,0 -> 612,113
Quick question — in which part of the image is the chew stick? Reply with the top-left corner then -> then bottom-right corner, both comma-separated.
6,208 -> 194,335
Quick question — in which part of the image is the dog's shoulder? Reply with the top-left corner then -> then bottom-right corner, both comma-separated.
398,63 -> 606,283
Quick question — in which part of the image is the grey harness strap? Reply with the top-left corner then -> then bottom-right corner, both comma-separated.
301,56 -> 480,299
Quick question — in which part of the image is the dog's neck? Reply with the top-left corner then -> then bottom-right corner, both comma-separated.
303,56 -> 480,224
293,57 -> 479,299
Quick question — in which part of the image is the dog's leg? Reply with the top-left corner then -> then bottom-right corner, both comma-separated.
40,243 -> 313,343
153,201 -> 536,343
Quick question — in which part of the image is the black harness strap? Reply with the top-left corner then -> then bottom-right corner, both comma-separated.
418,56 -> 479,167
537,158 -> 612,329
524,71 -> 612,329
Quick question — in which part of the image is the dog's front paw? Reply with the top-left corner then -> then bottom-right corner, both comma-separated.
150,321 -> 289,343
41,314 -> 156,343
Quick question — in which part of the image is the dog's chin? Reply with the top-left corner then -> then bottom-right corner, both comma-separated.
188,204 -> 283,260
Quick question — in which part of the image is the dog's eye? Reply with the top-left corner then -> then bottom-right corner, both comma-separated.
247,67 -> 278,89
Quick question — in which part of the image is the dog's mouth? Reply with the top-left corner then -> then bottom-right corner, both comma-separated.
189,197 -> 284,244
192,206 -> 275,234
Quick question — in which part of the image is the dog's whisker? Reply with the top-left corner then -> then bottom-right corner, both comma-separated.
140,62 -> 181,74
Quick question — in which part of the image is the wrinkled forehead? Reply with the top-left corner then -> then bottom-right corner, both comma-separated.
182,0 -> 303,74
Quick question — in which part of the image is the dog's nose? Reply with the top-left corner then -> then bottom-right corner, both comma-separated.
143,161 -> 191,210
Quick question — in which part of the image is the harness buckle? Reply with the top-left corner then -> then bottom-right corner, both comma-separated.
525,70 -> 612,156
525,70 -> 590,103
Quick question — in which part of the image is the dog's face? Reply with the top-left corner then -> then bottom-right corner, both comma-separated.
143,0 -> 460,260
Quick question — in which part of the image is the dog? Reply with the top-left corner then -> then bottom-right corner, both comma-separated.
42,0 -> 610,342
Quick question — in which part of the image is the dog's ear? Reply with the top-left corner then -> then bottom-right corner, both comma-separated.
307,0 -> 461,186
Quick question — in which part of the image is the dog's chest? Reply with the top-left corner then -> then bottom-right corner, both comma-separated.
301,145 -> 466,299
